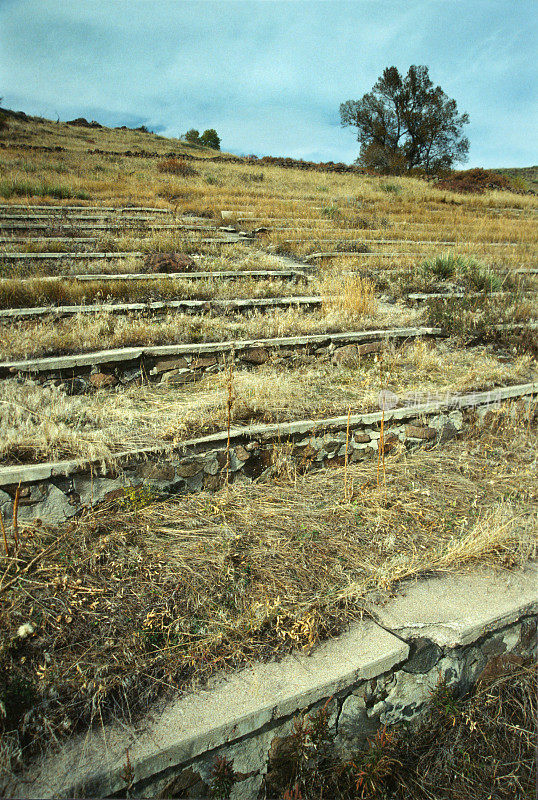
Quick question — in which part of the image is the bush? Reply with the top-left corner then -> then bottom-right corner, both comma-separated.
435,168 -> 513,194
420,253 -> 502,292
157,157 -> 197,177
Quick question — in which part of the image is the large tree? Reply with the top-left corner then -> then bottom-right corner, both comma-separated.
340,66 -> 469,174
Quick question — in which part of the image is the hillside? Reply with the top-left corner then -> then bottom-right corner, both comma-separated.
496,165 -> 538,193
0,108 -> 536,797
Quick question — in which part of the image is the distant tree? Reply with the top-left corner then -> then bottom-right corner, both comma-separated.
184,128 -> 200,144
340,66 -> 469,174
199,129 -> 221,150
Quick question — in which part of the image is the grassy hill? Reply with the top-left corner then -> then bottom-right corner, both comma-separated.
496,165 -> 538,193
0,107 -> 536,795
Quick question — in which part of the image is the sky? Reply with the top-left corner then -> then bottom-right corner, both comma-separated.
1,0 -> 536,167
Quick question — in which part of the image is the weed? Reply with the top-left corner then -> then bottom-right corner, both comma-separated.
380,182 -> 401,194
209,755 -> 235,799
157,157 -> 197,177
119,484 -> 161,512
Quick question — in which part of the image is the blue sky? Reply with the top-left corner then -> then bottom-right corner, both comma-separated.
1,0 -> 536,166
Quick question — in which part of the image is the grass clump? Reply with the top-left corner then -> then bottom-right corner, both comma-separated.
157,157 -> 198,177
0,180 -> 90,200
321,273 -> 376,318
420,252 -> 502,291
425,295 -> 538,355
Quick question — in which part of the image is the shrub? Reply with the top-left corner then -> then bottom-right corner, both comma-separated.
435,168 -> 513,194
421,253 -> 461,280
420,253 -> 502,292
157,157 -> 197,177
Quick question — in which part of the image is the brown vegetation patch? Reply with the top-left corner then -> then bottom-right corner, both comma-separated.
157,157 -> 197,177
436,168 -> 514,194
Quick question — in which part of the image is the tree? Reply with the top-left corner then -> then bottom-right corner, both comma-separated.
184,128 -> 200,144
340,66 -> 469,174
199,129 -> 221,150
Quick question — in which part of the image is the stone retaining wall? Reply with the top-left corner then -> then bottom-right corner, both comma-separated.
12,565 -> 537,799
0,384 -> 535,526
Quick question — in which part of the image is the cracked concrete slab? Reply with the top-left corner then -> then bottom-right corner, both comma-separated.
14,619 -> 406,799
370,562 -> 538,647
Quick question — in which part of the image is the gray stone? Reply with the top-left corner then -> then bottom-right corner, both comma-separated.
203,456 -> 219,476
160,368 -> 196,386
184,473 -> 204,493
16,483 -> 78,525
136,462 -> 175,486
338,693 -> 377,742
402,638 -> 443,674
73,475 -> 126,507
448,410 -> 464,430
176,459 -> 204,478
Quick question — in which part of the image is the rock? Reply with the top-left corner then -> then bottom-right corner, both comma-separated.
403,638 -> 443,674
338,693 -> 377,742
160,368 -> 196,386
234,445 -> 250,462
332,344 -> 359,367
241,347 -> 269,364
184,472 -> 204,492
73,475 -> 126,507
89,373 -> 117,389
293,442 -> 318,461
379,433 -> 400,455
144,252 -> 196,273
191,356 -> 217,370
15,484 -> 78,525
405,424 -> 436,440
176,459 -> 204,478
157,767 -> 208,799
357,341 -> 383,357
353,432 -> 371,443
152,357 -> 189,374
136,462 -> 175,484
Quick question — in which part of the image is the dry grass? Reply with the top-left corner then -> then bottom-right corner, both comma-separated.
321,273 -> 377,317
0,274 -> 302,309
0,341 -> 534,464
0,304 -> 421,361
0,414 -> 536,782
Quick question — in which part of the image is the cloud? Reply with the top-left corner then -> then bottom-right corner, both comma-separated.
1,0 -> 536,166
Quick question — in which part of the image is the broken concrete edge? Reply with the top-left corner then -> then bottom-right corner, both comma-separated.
0,267 -> 308,289
0,296 -> 323,328
305,251 -> 402,260
14,563 -> 538,800
0,326 -> 441,373
0,380 -> 535,487
407,290 -> 537,301
0,205 -> 173,213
